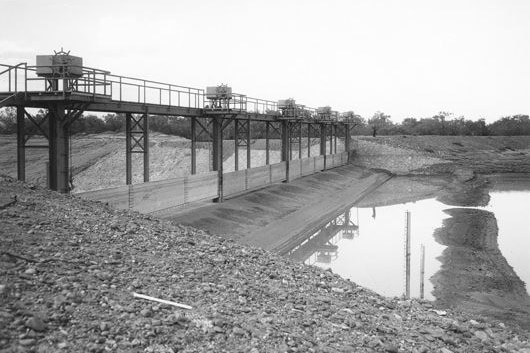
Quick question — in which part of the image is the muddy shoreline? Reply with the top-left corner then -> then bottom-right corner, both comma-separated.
432,208 -> 530,330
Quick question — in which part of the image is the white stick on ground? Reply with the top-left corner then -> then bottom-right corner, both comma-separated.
132,292 -> 192,310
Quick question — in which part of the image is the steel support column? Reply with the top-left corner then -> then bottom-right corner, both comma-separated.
125,113 -> 149,185
47,105 -> 69,193
307,123 -> 311,158
281,120 -> 290,162
265,122 -> 270,165
298,121 -> 302,159
281,120 -> 290,182
191,117 -> 197,175
320,124 -> 327,155
329,124 -> 334,154
334,124 -> 338,154
234,118 -> 251,170
143,114 -> 149,182
125,114 -> 132,185
247,117 -> 251,169
344,123 -> 351,160
16,106 -> 25,181
212,117 -> 224,202
234,118 -> 239,171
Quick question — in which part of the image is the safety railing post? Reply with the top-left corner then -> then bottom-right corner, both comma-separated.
8,69 -> 11,92
24,64 -> 27,98
14,67 -> 17,93
119,77 -> 122,101
92,69 -> 96,98
143,80 -> 146,104
168,85 -> 171,106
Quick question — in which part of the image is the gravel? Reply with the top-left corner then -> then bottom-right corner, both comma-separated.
1,175 -> 529,352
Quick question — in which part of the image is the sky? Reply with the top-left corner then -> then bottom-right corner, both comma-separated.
1,0 -> 529,122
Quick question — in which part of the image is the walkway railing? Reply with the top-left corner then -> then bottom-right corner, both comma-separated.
0,63 -> 204,109
0,61 -> 359,121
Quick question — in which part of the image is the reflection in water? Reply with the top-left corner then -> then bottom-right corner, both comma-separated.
286,188 -> 530,301
288,210 -> 359,265
287,199 -> 449,300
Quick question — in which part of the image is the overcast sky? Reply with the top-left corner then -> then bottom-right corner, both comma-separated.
2,0 -> 529,122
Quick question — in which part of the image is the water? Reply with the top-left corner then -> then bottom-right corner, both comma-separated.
287,183 -> 530,300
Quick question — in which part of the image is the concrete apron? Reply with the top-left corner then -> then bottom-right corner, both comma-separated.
166,165 -> 391,254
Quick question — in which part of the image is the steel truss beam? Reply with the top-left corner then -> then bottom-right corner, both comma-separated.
234,118 -> 251,170
289,121 -> 303,160
265,121 -> 281,165
125,113 -> 149,184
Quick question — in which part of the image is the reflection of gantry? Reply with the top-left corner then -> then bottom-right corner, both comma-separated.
287,209 -> 359,264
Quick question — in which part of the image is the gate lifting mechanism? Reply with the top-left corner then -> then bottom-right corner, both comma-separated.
36,48 -> 84,92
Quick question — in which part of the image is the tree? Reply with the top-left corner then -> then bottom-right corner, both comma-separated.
368,111 -> 391,137
0,107 -> 16,134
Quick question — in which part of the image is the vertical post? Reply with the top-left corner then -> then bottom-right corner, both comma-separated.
212,117 -> 224,202
281,120 -> 289,162
125,113 -> 132,185
234,119 -> 239,171
334,124 -> 337,154
246,118 -> 251,169
298,121 -> 302,159
420,244 -> 425,300
307,123 -> 311,158
320,124 -> 326,155
191,117 -> 196,175
404,210 -> 411,299
265,121 -> 270,165
281,120 -> 290,181
16,107 -> 25,181
329,124 -> 333,155
320,123 -> 326,170
143,114 -> 149,182
344,124 -> 351,152
47,105 -> 69,193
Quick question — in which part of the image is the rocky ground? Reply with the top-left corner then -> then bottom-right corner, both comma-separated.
2,175 -> 530,353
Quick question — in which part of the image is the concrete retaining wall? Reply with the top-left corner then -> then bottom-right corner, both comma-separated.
79,152 -> 350,214
78,171 -> 218,213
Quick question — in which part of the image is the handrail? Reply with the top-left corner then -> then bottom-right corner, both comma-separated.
0,61 -> 342,120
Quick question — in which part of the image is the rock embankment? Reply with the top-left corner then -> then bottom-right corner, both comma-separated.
351,136 -> 530,176
1,176 -> 530,353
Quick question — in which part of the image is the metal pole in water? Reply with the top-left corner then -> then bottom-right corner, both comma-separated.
404,210 -> 411,299
420,244 -> 425,299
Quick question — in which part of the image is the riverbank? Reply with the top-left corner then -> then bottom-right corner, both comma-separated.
351,135 -> 530,175
1,175 -> 529,352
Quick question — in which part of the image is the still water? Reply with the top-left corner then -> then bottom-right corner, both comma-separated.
287,185 -> 530,300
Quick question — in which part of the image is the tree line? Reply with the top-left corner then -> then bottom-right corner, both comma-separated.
0,107 -> 529,137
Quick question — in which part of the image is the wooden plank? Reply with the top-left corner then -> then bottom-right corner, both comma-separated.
271,162 -> 287,183
186,172 -> 218,203
325,154 -> 334,170
131,178 -> 185,213
77,185 -> 130,210
300,157 -> 314,176
289,159 -> 302,181
314,155 -> 325,171
223,169 -> 247,196
247,165 -> 272,190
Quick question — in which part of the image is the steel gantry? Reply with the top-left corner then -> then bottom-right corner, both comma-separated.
0,52 -> 359,197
